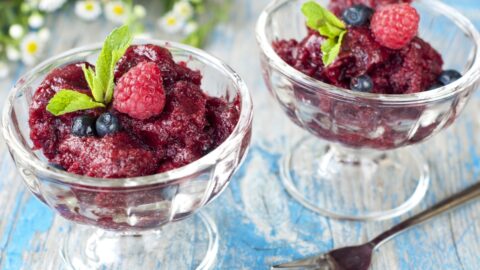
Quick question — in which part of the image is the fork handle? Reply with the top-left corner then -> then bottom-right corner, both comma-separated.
371,181 -> 480,248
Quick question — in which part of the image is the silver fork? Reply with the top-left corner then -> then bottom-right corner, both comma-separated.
272,181 -> 480,270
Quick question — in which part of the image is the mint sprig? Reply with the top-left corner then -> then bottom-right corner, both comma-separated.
47,25 -> 133,116
321,31 -> 346,67
46,90 -> 105,116
301,1 -> 347,66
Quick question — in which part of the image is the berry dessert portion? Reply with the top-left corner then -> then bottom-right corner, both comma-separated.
29,26 -> 240,179
269,0 -> 464,149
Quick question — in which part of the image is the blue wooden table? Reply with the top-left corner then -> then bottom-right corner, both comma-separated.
1,0 -> 480,269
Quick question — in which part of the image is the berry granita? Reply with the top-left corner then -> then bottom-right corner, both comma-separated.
270,0 -> 462,149
29,44 -> 240,178
20,25 -> 251,231
274,3 -> 443,94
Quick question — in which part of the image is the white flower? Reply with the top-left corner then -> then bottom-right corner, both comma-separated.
21,33 -> 45,66
0,62 -> 10,79
159,12 -> 185,34
105,1 -> 129,24
133,5 -> 146,18
75,1 -> 102,21
28,13 -> 45,29
6,46 -> 21,61
173,1 -> 194,20
9,25 -> 25,40
184,21 -> 198,34
39,28 -> 51,42
38,0 -> 66,12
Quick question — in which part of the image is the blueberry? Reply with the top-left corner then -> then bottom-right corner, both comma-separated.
342,4 -> 374,27
350,75 -> 374,92
96,112 -> 121,137
72,115 -> 96,137
438,70 -> 462,86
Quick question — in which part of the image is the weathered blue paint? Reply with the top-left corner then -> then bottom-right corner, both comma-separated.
1,1 -> 480,269
0,191 -> 25,268
465,118 -> 480,178
2,196 -> 53,270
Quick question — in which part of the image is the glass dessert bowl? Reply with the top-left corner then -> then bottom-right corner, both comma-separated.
2,40 -> 253,269
256,0 -> 480,220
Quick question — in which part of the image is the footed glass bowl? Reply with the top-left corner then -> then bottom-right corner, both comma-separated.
2,40 -> 253,270
256,0 -> 480,220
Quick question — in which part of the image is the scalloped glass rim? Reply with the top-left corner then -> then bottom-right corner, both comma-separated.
2,39 -> 253,188
255,0 -> 480,105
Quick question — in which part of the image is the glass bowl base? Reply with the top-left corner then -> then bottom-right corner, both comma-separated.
281,136 -> 430,221
61,212 -> 219,270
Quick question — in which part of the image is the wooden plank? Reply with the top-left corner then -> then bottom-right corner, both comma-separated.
1,0 -> 480,269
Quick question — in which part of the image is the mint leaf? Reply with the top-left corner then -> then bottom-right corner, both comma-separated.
301,1 -> 347,66
322,30 -> 346,66
301,1 -> 345,34
321,37 -> 336,54
302,2 -> 325,30
322,5 -> 346,29
82,65 -> 97,98
319,23 -> 344,39
46,90 -> 105,116
93,25 -> 133,103
104,50 -> 126,103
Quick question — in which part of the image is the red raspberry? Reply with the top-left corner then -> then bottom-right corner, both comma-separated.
113,62 -> 166,120
370,3 -> 420,49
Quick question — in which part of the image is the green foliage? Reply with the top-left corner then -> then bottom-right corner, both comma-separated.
46,90 -> 105,116
47,25 -> 132,116
92,25 -> 133,103
301,1 -> 347,66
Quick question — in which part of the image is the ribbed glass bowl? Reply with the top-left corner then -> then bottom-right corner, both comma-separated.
256,0 -> 480,220
2,40 -> 253,270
